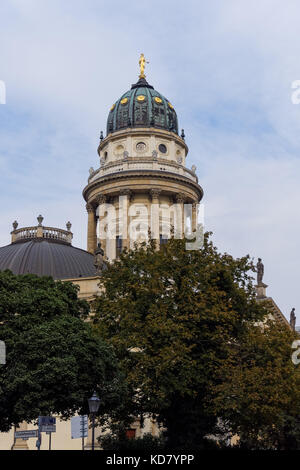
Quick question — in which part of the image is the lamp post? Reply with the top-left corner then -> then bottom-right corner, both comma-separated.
88,391 -> 100,451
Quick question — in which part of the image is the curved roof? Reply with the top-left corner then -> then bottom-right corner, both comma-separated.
0,238 -> 97,280
106,77 -> 178,135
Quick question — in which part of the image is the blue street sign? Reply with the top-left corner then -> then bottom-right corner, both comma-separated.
39,416 -> 56,426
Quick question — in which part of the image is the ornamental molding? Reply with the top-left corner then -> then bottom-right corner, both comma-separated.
175,193 -> 186,204
83,170 -> 203,202
86,203 -> 95,213
98,127 -> 188,155
119,188 -> 133,199
149,189 -> 161,200
95,194 -> 107,205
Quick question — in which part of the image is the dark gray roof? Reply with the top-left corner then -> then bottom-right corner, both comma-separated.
0,238 -> 97,280
106,77 -> 179,135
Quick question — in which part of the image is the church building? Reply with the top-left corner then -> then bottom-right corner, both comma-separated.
0,56 -> 293,449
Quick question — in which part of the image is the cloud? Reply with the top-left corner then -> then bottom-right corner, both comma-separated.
0,0 -> 299,320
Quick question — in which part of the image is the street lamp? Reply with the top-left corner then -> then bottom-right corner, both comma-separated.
88,391 -> 100,451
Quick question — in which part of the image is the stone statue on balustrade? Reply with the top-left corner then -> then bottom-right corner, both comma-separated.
256,258 -> 264,285
290,308 -> 296,331
94,243 -> 107,274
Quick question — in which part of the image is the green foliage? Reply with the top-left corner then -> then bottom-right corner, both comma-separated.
93,234 -> 294,448
0,270 -> 89,322
0,270 -> 124,432
212,318 -> 300,449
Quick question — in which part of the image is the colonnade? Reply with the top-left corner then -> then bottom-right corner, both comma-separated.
87,191 -> 199,258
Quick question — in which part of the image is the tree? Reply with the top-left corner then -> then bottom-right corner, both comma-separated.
93,234 -> 299,449
211,318 -> 300,449
0,270 -> 124,432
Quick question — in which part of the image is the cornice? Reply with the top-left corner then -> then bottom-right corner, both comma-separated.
83,169 -> 203,202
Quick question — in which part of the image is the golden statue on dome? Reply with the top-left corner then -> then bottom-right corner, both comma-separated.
139,53 -> 149,79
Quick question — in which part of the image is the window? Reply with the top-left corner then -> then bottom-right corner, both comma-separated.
126,429 -> 136,439
160,234 -> 168,246
159,144 -> 167,154
116,236 -> 123,257
136,142 -> 146,152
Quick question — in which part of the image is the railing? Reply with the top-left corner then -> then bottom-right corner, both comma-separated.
13,227 -> 39,240
43,227 -> 72,243
12,226 -> 73,244
89,158 -> 198,183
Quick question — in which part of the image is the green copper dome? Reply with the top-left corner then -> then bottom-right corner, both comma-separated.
106,78 -> 178,136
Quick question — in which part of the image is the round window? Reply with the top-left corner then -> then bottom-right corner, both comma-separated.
159,144 -> 167,154
136,142 -> 146,152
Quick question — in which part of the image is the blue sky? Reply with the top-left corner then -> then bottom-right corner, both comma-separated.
0,0 -> 300,321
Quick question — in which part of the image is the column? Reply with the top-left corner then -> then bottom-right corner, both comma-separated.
97,195 -> 108,257
86,203 -> 97,254
175,193 -> 185,238
192,202 -> 198,232
150,189 -> 161,245
119,189 -> 132,251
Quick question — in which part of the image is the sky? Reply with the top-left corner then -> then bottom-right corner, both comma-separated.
0,0 -> 299,321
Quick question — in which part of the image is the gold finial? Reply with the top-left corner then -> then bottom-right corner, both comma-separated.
139,53 -> 149,79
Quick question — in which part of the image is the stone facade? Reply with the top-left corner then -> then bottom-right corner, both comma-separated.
83,127 -> 203,260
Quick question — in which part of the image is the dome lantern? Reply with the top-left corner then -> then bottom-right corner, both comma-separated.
106,56 -> 179,136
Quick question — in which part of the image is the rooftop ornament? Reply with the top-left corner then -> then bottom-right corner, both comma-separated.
94,242 -> 107,274
290,308 -> 296,331
256,258 -> 264,285
255,257 -> 268,299
139,53 -> 149,79
37,215 -> 44,226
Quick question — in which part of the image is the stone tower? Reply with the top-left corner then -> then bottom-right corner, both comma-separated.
83,57 -> 203,259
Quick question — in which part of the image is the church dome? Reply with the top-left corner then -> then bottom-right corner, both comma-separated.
106,77 -> 179,136
0,217 -> 96,280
